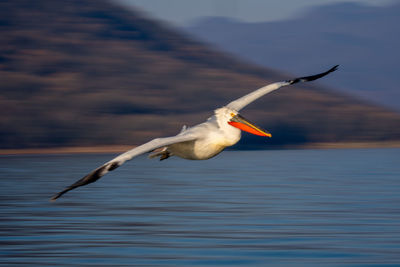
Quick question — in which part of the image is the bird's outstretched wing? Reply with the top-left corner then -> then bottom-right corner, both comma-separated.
226,65 -> 338,111
50,133 -> 198,201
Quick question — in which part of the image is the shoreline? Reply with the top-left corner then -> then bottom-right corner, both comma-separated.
1,141 -> 400,155
0,145 -> 135,156
287,141 -> 400,150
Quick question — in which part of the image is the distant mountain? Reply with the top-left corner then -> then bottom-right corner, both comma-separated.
1,0 -> 400,149
187,1 -> 400,110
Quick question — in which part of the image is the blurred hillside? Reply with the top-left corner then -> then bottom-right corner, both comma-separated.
1,0 -> 400,149
187,1 -> 400,110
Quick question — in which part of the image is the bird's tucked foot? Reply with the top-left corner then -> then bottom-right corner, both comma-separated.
149,147 -> 171,161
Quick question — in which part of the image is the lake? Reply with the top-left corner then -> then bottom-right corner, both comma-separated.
1,148 -> 400,266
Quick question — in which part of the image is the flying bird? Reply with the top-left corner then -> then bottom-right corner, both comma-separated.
51,65 -> 338,201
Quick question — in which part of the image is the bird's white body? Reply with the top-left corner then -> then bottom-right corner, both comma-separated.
169,107 -> 242,160
51,65 -> 338,200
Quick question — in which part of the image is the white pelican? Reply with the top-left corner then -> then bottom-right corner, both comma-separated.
51,65 -> 338,201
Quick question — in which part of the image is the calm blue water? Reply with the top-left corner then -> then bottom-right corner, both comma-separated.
1,148 -> 400,266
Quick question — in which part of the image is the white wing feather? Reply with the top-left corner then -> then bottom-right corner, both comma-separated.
51,132 -> 198,200
226,65 -> 338,111
226,81 -> 289,111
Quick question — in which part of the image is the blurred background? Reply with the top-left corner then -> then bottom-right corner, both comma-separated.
1,0 -> 400,150
2,2 -> 400,265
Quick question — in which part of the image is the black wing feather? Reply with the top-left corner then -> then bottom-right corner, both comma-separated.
50,161 -> 120,201
288,65 -> 339,85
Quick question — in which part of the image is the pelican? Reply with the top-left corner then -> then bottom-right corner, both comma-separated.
51,65 -> 338,201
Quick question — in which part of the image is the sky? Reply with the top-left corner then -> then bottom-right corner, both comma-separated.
116,0 -> 392,26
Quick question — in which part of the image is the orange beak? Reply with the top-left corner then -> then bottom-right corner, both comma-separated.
228,114 -> 271,137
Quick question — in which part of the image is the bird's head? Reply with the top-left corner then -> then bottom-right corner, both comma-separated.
215,108 -> 271,137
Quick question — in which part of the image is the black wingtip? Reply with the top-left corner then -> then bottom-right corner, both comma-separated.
288,65 -> 339,85
50,182 -> 82,201
50,190 -> 67,202
50,162 -> 120,202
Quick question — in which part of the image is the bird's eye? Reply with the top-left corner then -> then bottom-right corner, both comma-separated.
230,113 -> 236,117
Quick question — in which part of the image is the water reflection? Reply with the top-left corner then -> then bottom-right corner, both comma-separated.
1,149 -> 400,266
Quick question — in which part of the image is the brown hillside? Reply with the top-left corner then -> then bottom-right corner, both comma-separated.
1,0 -> 400,149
